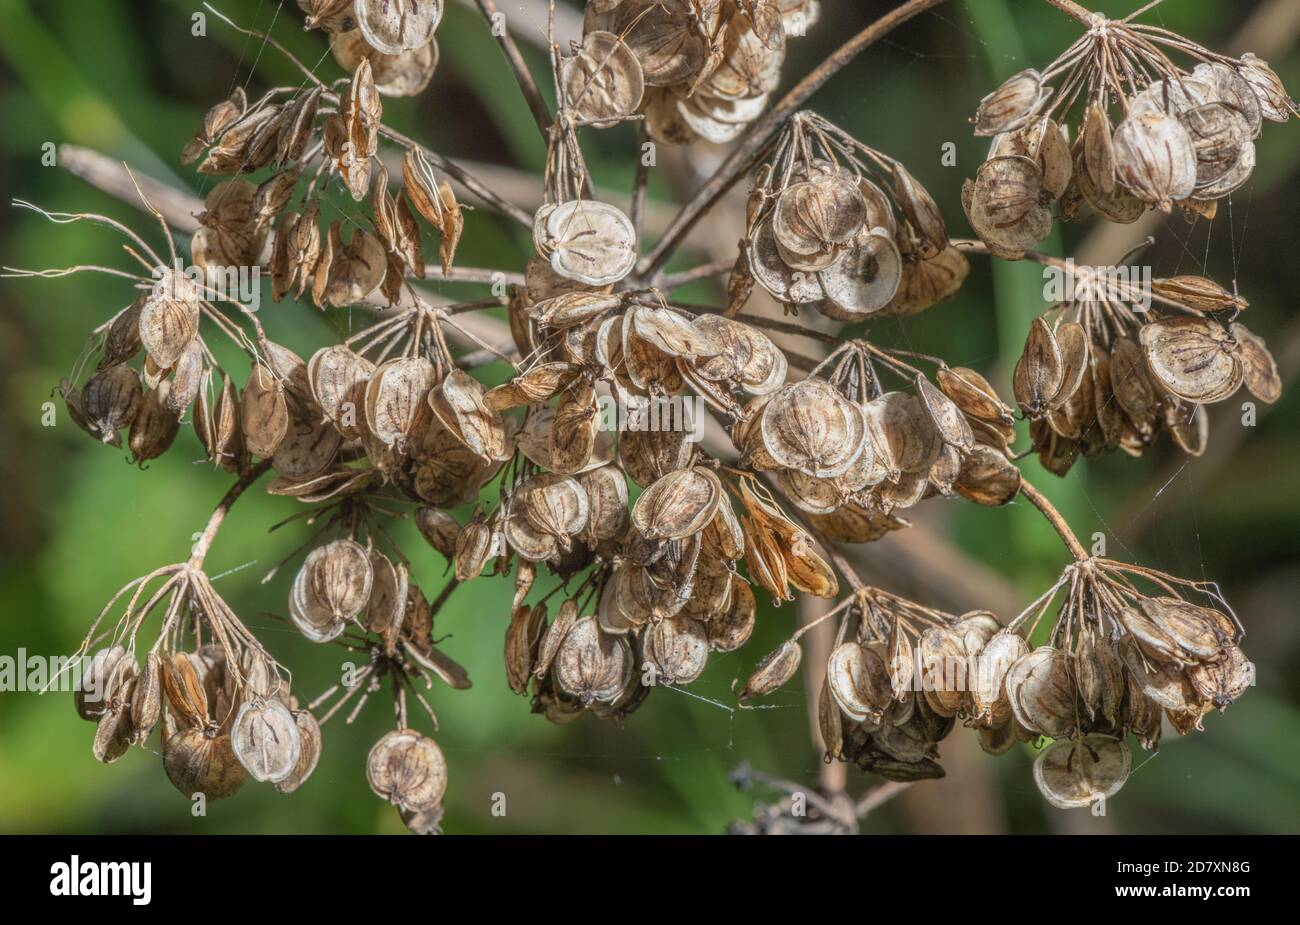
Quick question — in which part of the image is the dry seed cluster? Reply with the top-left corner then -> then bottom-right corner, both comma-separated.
965,12 -> 1296,258
12,0 -> 1289,833
1012,283 -> 1279,474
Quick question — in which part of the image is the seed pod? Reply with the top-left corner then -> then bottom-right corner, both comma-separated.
271,402 -> 343,481
1013,317 -> 1064,417
773,174 -> 867,262
364,551 -> 409,640
963,156 -> 1052,258
1140,317 -> 1242,403
309,345 -> 374,439
332,28 -> 439,97
971,631 -> 1029,725
1231,323 -> 1281,404
80,365 -> 143,447
815,231 -> 903,319
504,603 -> 547,694
93,701 -> 136,766
826,642 -> 890,724
430,369 -> 511,461
1032,735 -> 1131,809
182,86 -> 248,163
761,379 -> 868,479
290,539 -> 374,642
1138,596 -> 1234,661
535,599 -> 579,679
366,728 -> 447,810
130,652 -> 163,744
1006,646 -> 1077,738
535,199 -> 637,286
139,276 -> 201,370
972,68 -> 1049,136
1083,101 -> 1116,193
631,466 -> 723,541
163,727 -> 247,800
413,507 -> 459,559
553,617 -> 632,704
1075,624 -> 1125,726
708,578 -> 756,653
1113,111 -> 1197,211
642,615 -> 709,686
455,514 -> 499,581
550,381 -> 601,475
917,627 -> 966,718
355,0 -> 442,56
232,697 -> 302,783
275,709 -> 323,794
739,639 -> 802,702
1151,275 -> 1247,313
562,30 -> 645,127
819,676 -> 845,760
240,365 -> 290,458
129,383 -> 181,463
76,648 -> 129,722
1187,644 -> 1254,709
1237,53 -> 1297,123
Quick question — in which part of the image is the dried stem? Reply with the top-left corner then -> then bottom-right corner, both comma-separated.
472,0 -> 553,139
1018,478 -> 1090,561
1045,0 -> 1097,27
637,0 -> 949,280
189,461 -> 273,568
855,780 -> 911,817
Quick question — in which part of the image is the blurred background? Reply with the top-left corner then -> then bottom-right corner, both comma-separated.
0,0 -> 1296,834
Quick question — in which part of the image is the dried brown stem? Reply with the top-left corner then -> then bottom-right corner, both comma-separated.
1045,0 -> 1096,26
189,461 -> 273,568
1018,478 -> 1089,561
472,0 -> 553,139
637,0 -> 949,280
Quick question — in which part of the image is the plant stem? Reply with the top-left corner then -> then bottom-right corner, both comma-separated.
1045,0 -> 1096,26
189,461 -> 273,568
1018,477 -> 1089,561
472,0 -> 553,140
630,123 -> 650,243
856,780 -> 911,817
637,0 -> 949,280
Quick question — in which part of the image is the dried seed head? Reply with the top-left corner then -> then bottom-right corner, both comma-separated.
972,68 -> 1049,136
275,709 -> 323,794
1033,734 -> 1130,809
642,614 -> 710,686
739,639 -> 802,702
163,727 -> 247,800
554,617 -> 633,704
81,365 -> 143,447
290,538 -> 374,642
231,697 -> 301,783
1113,111 -> 1198,211
366,728 -> 447,811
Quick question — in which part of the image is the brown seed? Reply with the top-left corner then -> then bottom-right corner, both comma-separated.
366,728 -> 447,811
739,639 -> 802,702
553,617 -> 633,704
1032,735 -> 1130,809
231,697 -> 301,783
163,727 -> 247,800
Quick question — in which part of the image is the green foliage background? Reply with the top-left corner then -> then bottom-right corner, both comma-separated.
0,0 -> 1296,834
